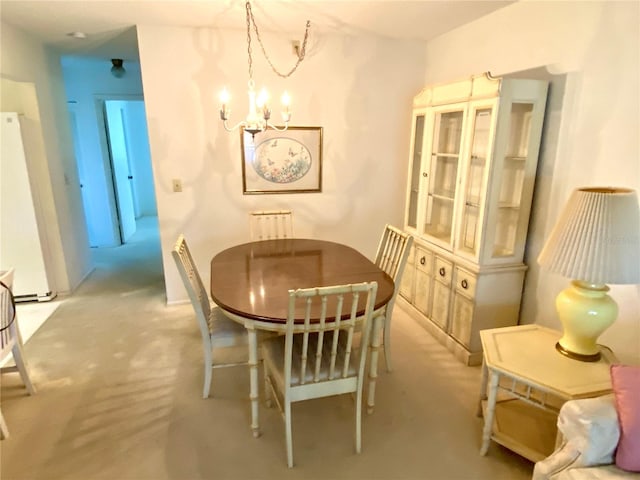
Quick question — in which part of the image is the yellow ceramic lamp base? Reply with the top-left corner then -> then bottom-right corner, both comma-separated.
555,280 -> 617,362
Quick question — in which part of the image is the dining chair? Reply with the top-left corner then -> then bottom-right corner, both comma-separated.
171,235 -> 249,399
1,268 -> 36,439
249,210 -> 294,240
374,224 -> 414,372
262,281 -> 378,468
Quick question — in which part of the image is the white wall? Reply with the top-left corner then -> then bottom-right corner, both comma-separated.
424,1 -> 640,363
0,22 -> 91,295
62,57 -> 145,247
137,25 -> 427,303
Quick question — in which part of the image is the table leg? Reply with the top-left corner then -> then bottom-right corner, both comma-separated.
477,358 -> 488,417
480,370 -> 499,456
367,314 -> 383,415
247,326 -> 260,438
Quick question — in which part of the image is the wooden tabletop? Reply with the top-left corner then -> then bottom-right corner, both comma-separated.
210,238 -> 394,323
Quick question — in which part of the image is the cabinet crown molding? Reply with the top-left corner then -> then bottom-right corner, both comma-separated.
413,72 -> 501,108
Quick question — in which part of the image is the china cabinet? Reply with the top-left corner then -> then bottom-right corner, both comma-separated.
399,73 -> 548,365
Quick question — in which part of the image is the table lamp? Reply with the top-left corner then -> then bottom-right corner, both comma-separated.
537,187 -> 640,361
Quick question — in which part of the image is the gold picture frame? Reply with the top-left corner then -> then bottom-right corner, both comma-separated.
241,126 -> 323,194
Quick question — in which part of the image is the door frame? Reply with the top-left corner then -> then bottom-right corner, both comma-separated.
94,93 -> 144,245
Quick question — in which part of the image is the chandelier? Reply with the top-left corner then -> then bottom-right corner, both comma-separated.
219,1 -> 311,138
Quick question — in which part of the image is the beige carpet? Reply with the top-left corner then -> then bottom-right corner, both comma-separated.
0,217 -> 533,479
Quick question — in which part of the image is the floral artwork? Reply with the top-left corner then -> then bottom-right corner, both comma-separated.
241,126 -> 323,194
252,138 -> 311,184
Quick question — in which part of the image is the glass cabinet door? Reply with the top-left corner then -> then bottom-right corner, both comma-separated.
492,102 -> 534,258
406,114 -> 425,229
457,104 -> 494,257
423,107 -> 465,248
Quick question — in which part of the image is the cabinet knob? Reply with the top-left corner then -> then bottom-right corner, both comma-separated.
439,267 -> 446,277
422,172 -> 428,177
461,279 -> 468,289
420,256 -> 426,265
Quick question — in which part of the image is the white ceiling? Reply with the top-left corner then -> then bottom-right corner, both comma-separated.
1,0 -> 513,62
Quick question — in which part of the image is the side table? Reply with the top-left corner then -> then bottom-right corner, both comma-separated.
478,325 -> 616,462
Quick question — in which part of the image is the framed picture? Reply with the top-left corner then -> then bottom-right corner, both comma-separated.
241,126 -> 323,194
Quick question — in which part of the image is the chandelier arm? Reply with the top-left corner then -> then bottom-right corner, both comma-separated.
265,122 -> 289,132
223,120 -> 253,133
246,2 -> 311,78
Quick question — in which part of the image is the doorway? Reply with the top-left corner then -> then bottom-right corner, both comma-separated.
94,96 -> 157,246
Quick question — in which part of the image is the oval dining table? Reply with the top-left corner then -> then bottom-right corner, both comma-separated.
210,238 -> 394,438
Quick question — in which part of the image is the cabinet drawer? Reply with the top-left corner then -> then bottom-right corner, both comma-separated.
434,256 -> 453,286
454,267 -> 477,298
415,246 -> 432,274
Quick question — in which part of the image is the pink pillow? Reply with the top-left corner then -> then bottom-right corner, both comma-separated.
610,364 -> 640,472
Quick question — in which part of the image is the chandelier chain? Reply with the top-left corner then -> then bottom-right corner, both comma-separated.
246,1 -> 310,79
246,2 -> 254,81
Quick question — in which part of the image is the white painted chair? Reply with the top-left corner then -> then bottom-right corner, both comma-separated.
172,235 -> 249,399
373,224 -> 413,372
262,281 -> 378,468
249,210 -> 294,241
1,268 -> 36,440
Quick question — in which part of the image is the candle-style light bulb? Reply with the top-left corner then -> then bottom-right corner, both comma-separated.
257,88 -> 271,120
281,91 -> 291,122
219,88 -> 231,104
255,88 -> 267,106
219,88 -> 231,120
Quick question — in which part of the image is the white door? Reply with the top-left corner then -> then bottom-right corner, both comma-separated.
67,104 -> 97,244
104,101 -> 136,242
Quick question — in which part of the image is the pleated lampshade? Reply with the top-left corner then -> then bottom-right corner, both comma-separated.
537,187 -> 640,285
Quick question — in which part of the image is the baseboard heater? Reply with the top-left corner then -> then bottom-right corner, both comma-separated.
14,291 -> 57,303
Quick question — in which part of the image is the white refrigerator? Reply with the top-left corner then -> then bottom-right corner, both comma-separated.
0,112 -> 55,301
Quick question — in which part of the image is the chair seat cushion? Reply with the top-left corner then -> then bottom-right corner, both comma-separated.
263,331 -> 359,388
209,307 -> 248,348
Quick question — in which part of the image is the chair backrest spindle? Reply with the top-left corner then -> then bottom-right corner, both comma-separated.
249,210 -> 294,241
172,235 -> 212,340
375,224 -> 412,282
284,282 -> 377,389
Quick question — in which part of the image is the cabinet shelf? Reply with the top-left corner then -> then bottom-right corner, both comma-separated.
480,398 -> 557,462
433,152 -> 459,159
430,193 -> 455,202
423,230 -> 450,242
497,203 -> 521,210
